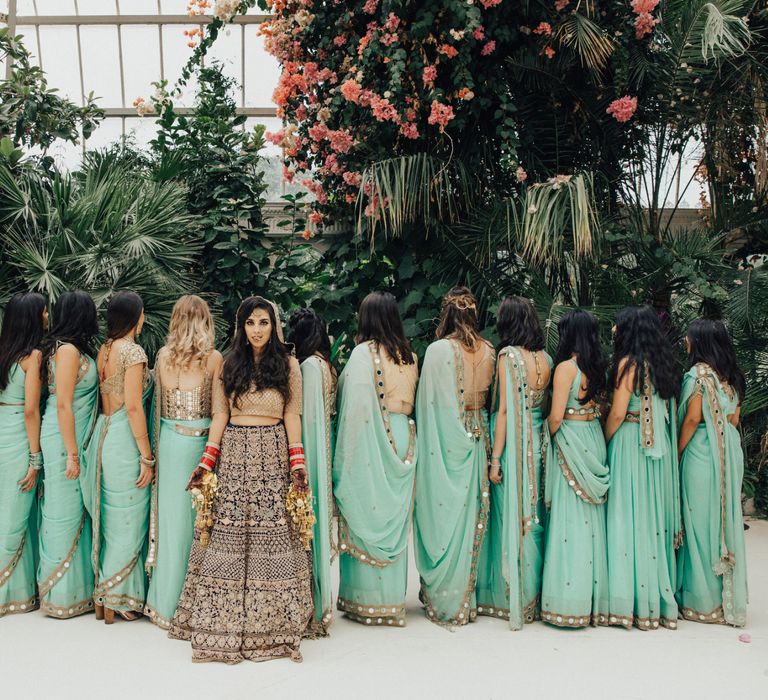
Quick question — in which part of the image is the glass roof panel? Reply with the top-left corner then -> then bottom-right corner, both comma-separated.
77,0 -> 114,15
118,0 -> 163,14
80,25 -> 123,106
205,22 -> 241,93
86,118 -> 123,150
121,24 -> 162,106
244,32 -> 279,108
161,23 -> 201,105
160,0 -> 189,13
34,0 -> 76,15
14,25 -> 40,64
37,25 -> 80,101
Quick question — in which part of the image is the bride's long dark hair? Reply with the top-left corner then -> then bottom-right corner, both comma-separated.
609,305 -> 680,400
222,296 -> 292,407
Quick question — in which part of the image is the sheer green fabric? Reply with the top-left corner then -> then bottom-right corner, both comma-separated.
144,412 -> 210,628
333,342 -> 416,626
606,380 -> 681,629
476,347 -> 550,629
0,364 -> 38,616
81,382 -> 153,613
38,352 -> 98,618
676,363 -> 747,626
541,361 -> 609,627
300,355 -> 336,636
414,339 -> 490,627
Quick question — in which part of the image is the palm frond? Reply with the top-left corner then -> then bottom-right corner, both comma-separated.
556,13 -> 614,72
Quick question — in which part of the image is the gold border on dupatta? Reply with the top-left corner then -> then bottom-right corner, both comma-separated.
337,343 -> 416,569
477,597 -> 540,624
541,609 -> 609,628
419,340 -> 490,628
145,366 -> 163,573
337,596 -> 406,627
681,605 -> 726,624
639,364 -> 655,450
0,594 -> 39,617
38,511 -> 87,597
144,603 -> 173,630
93,553 -> 140,602
554,444 -> 606,505
0,531 -> 28,589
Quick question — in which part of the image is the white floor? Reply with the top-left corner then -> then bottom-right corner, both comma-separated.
2,521 -> 766,700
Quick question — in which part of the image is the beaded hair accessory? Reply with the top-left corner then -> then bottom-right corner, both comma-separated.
443,293 -> 477,311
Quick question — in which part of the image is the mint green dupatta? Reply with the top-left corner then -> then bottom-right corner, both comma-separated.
413,339 -> 490,627
677,364 -> 747,626
301,355 -> 336,636
333,342 -> 416,626
476,347 -> 548,629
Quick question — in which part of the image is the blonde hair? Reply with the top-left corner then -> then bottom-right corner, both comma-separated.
164,295 -> 215,370
436,286 -> 481,349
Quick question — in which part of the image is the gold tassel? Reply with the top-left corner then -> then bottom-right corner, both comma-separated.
286,484 -> 316,551
190,471 -> 218,548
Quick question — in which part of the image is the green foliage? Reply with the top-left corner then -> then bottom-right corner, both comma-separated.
0,28 -> 103,151
0,150 -> 199,358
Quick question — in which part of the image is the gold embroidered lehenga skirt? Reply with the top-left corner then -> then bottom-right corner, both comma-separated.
169,423 -> 313,663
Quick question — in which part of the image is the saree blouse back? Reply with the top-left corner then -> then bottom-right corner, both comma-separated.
99,340 -> 151,407
156,348 -> 213,421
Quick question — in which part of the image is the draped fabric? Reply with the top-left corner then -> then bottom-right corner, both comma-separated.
144,360 -> 211,629
414,339 -> 490,627
38,351 -> 98,618
476,347 -> 549,629
606,377 -> 680,629
333,342 -> 416,626
541,361 -> 610,627
300,355 -> 336,636
81,382 -> 153,614
676,363 -> 747,626
0,364 -> 38,617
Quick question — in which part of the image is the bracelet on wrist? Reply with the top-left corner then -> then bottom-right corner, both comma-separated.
140,454 -> 156,467
29,452 -> 43,470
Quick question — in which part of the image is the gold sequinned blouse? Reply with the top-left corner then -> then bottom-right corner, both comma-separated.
378,348 -> 418,415
99,340 -> 150,401
459,340 -> 495,410
156,347 -> 213,421
212,356 -> 303,419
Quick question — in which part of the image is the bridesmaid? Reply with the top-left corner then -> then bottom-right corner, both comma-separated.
38,291 -> 99,619
605,305 -> 681,630
145,295 -> 222,629
541,309 -> 610,628
414,287 -> 495,627
287,309 -> 337,636
677,319 -> 747,626
0,292 -> 46,617
169,296 -> 312,663
82,291 -> 154,624
333,291 -> 418,627
476,296 -> 550,628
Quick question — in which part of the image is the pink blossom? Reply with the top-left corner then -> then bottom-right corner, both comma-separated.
428,100 -> 455,130
265,129 -> 285,146
381,32 -> 399,47
345,193 -> 357,204
384,12 -> 400,32
282,165 -> 295,183
634,13 -> 658,39
343,171 -> 363,187
399,121 -> 420,139
481,40 -> 496,56
606,95 -> 638,123
332,34 -> 347,46
438,44 -> 459,58
363,0 -> 378,13
324,153 -> 343,175
328,128 -> 354,153
308,122 -> 328,142
544,46 -> 556,59
308,211 -> 324,225
478,0 -> 502,7
423,65 -> 438,87
515,166 -> 528,182
630,0 -> 659,13
301,178 -> 328,204
472,26 -> 485,40
555,0 -> 569,9
370,96 -> 399,122
340,79 -> 363,103
533,22 -> 552,36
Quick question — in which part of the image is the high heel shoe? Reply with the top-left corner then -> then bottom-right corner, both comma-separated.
104,607 -> 115,625
94,603 -> 104,621
118,610 -> 140,622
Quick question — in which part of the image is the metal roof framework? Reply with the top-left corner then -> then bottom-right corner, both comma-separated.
1,0 -> 284,194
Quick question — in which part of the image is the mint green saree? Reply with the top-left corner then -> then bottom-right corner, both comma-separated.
38,349 -> 98,618
333,342 -> 416,627
81,342 -> 152,614
414,339 -> 491,627
476,347 -> 550,629
606,378 -> 681,629
301,355 -> 336,636
541,361 -> 609,627
677,363 -> 747,626
0,364 -> 38,617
